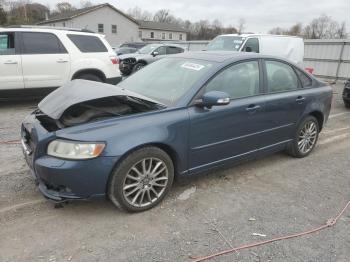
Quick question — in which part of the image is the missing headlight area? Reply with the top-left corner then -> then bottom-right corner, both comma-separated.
36,96 -> 160,131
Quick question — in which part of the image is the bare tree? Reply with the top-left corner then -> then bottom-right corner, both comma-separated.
127,6 -> 152,21
237,18 -> 245,34
80,0 -> 93,8
55,2 -> 75,13
336,22 -> 347,39
153,9 -> 176,23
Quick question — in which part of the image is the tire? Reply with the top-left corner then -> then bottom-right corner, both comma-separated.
75,74 -> 103,82
132,62 -> 146,73
345,102 -> 350,108
286,116 -> 319,158
108,147 -> 174,212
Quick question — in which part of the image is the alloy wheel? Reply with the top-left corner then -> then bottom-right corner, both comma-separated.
122,158 -> 169,208
298,121 -> 317,154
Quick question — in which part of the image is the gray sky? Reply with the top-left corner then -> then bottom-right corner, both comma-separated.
39,0 -> 350,33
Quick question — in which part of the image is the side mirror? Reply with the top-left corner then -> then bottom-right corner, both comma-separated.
245,46 -> 252,52
197,91 -> 230,108
152,51 -> 159,57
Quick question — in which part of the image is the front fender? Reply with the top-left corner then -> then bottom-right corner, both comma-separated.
55,108 -> 190,174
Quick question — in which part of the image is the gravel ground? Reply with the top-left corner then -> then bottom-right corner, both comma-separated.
0,83 -> 349,262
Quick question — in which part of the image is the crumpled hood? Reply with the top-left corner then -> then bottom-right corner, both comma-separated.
38,80 -> 159,120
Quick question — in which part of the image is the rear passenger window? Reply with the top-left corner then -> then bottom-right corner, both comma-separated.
206,61 -> 260,99
22,32 -> 65,54
167,46 -> 183,54
265,60 -> 299,93
296,69 -> 312,88
67,34 -> 107,53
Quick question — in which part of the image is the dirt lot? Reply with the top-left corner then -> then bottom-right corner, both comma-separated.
0,83 -> 349,262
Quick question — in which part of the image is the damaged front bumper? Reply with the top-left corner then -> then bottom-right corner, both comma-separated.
21,114 -> 119,202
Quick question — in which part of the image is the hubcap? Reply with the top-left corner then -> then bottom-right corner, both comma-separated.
123,158 -> 168,208
298,121 -> 317,154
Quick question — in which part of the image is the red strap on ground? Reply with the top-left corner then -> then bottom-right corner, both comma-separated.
0,140 -> 21,145
192,200 -> 350,262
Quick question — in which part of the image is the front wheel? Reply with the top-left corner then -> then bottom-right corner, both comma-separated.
108,147 -> 174,212
286,116 -> 319,158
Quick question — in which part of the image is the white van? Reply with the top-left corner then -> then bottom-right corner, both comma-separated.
206,34 -> 304,65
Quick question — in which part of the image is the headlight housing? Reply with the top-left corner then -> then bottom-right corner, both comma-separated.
47,140 -> 105,160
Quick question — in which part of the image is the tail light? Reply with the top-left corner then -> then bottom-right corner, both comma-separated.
305,67 -> 314,74
110,57 -> 119,65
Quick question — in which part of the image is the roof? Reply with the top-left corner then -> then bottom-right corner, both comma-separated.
171,51 -> 290,63
138,20 -> 187,33
218,33 -> 302,39
37,3 -> 138,25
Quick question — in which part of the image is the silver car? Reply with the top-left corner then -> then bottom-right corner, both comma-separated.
119,43 -> 185,75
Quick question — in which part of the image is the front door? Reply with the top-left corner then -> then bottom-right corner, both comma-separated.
0,32 -> 24,89
20,32 -> 70,88
188,60 -> 267,173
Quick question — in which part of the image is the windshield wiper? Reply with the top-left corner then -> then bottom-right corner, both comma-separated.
126,96 -> 166,109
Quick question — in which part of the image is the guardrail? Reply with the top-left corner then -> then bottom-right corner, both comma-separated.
303,39 -> 350,81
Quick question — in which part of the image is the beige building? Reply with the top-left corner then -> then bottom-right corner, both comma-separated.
38,3 -> 187,46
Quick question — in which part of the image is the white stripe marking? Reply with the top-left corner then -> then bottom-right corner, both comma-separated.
329,112 -> 349,119
319,133 -> 350,145
323,126 -> 350,134
0,199 -> 45,214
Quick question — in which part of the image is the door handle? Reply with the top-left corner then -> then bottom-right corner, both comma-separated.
57,59 -> 68,63
246,104 -> 261,112
4,61 -> 18,65
296,96 -> 305,103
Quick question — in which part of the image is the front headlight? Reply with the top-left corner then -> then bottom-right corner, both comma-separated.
47,140 -> 105,160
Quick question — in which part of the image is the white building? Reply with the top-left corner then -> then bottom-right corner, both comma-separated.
138,20 -> 187,42
38,3 -> 187,46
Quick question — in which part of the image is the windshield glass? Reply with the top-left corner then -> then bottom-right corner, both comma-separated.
118,58 -> 213,106
206,36 -> 245,51
137,44 -> 160,54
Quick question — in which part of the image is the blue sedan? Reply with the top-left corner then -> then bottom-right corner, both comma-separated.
21,52 -> 333,212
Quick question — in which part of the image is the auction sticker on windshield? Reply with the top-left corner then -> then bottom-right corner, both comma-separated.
181,62 -> 205,71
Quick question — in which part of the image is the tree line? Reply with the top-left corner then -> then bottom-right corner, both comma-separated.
0,1 -> 347,40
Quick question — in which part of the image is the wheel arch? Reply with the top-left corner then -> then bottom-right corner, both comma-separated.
72,68 -> 106,82
106,142 -> 181,195
308,110 -> 324,131
136,60 -> 147,65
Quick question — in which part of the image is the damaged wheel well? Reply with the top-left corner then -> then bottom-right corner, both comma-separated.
72,69 -> 106,82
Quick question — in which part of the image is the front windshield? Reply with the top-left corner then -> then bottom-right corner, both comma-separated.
137,44 -> 160,54
206,36 -> 245,51
118,58 -> 213,106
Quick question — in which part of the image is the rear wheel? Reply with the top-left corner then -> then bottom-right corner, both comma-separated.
344,101 -> 350,108
132,62 -> 146,73
108,147 -> 174,212
287,116 -> 319,158
75,74 -> 103,82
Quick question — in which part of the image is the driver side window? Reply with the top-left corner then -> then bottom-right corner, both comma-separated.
205,60 -> 260,99
242,38 -> 259,53
155,46 -> 166,55
0,33 -> 16,55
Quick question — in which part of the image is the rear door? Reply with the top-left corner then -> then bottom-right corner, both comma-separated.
260,59 -> 308,147
20,32 -> 70,88
0,32 -> 24,89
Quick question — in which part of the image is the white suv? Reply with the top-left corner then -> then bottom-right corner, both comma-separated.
0,26 -> 121,97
